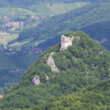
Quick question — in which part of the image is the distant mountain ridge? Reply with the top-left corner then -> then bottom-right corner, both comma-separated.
0,0 -> 107,7
17,1 -> 110,51
0,0 -> 89,7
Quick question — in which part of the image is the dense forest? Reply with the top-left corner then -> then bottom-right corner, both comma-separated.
30,79 -> 110,110
0,31 -> 110,109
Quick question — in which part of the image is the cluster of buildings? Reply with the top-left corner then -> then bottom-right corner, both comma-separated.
0,16 -> 9,21
96,38 -> 108,44
0,16 -> 26,32
0,95 -> 3,99
5,22 -> 24,31
0,14 -> 46,33
0,47 -> 42,56
22,48 -> 42,55
0,16 -> 24,32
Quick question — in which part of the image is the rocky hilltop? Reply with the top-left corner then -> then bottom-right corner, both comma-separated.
60,34 -> 80,51
32,34 -> 80,86
0,31 -> 110,110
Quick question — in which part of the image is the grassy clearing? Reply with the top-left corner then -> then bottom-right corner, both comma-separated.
28,2 -> 90,16
0,8 -> 36,18
9,39 -> 31,47
47,2 -> 90,15
33,39 -> 46,46
0,32 -> 18,48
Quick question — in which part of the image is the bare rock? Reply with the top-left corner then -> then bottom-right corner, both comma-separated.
32,75 -> 40,86
60,35 -> 80,51
47,52 -> 59,72
72,56 -> 78,62
46,75 -> 49,81
60,35 -> 74,51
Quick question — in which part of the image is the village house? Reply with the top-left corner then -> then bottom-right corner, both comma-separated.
0,95 -> 3,98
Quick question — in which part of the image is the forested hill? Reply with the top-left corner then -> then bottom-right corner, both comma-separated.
0,31 -> 110,109
17,2 -> 110,51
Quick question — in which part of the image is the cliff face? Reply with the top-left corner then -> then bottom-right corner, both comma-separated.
46,35 -> 80,72
32,75 -> 40,86
46,52 -> 59,72
60,35 -> 80,51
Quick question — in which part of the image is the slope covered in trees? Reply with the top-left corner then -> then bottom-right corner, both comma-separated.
30,79 -> 110,110
0,31 -> 110,110
18,2 -> 110,51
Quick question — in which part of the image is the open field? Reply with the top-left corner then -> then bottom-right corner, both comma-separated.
47,2 -> 90,15
0,8 -> 36,19
0,32 -> 18,48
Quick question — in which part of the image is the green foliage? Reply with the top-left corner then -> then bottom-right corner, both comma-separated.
30,80 -> 110,110
0,31 -> 110,109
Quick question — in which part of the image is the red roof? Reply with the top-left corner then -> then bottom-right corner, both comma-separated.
0,95 -> 3,98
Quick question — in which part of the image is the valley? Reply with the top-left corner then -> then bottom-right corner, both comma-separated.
18,2 -> 110,51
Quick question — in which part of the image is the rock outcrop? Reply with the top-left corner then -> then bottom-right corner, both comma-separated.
60,35 -> 74,51
46,75 -> 49,81
60,35 -> 80,51
47,52 -> 59,72
32,75 -> 40,86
